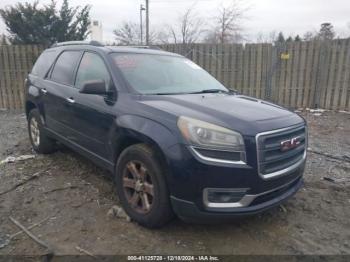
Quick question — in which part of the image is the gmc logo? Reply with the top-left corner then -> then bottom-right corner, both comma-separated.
280,137 -> 301,152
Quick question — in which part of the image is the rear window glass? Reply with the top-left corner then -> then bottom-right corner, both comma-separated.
31,51 -> 57,77
51,51 -> 81,86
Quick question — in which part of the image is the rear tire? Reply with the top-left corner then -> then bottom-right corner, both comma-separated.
115,143 -> 174,228
28,109 -> 56,154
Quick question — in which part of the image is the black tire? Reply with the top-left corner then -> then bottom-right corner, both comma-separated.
115,143 -> 174,228
28,109 -> 56,154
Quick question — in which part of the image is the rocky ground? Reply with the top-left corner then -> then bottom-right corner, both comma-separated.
0,109 -> 349,256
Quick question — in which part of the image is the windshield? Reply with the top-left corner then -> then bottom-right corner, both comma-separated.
111,53 -> 228,95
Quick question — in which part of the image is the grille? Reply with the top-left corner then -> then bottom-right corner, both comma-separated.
256,125 -> 306,178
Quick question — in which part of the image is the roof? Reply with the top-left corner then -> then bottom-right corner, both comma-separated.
51,40 -> 104,47
49,41 -> 181,57
104,46 -> 181,56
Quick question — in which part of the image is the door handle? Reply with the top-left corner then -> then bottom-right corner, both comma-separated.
41,88 -> 48,94
66,97 -> 75,104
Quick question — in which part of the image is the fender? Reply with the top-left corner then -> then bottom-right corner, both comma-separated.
25,76 -> 46,121
110,114 -> 179,162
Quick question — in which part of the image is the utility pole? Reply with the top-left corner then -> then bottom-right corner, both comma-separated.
140,4 -> 145,45
145,0 -> 149,45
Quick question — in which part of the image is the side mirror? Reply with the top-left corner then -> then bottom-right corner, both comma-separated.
79,80 -> 106,95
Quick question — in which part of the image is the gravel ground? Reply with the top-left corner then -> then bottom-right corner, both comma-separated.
0,110 -> 349,256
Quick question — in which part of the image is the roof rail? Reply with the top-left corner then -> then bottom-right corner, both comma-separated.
51,40 -> 104,48
112,45 -> 162,50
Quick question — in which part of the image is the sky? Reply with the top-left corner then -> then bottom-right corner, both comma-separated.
0,0 -> 349,42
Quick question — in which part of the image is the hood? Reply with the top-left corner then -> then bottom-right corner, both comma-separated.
139,93 -> 304,135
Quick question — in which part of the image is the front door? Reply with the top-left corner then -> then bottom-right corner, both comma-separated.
69,51 -> 116,160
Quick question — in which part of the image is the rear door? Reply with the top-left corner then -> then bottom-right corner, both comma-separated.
69,51 -> 116,159
27,49 -> 57,114
43,50 -> 82,139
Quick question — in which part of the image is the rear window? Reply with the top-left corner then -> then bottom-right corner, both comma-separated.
31,51 -> 57,77
51,51 -> 81,86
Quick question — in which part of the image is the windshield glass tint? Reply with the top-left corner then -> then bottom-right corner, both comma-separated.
111,53 -> 228,94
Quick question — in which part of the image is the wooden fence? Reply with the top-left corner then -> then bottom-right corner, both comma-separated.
0,40 -> 350,111
0,45 -> 45,110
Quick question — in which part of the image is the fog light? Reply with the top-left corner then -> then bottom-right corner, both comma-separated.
206,189 -> 247,203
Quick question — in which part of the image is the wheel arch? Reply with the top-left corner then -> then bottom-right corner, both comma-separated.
112,129 -> 170,171
25,100 -> 37,119
111,115 -> 178,175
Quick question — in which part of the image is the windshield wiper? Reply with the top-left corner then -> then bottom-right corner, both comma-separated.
189,89 -> 229,94
148,89 -> 231,95
149,92 -> 187,95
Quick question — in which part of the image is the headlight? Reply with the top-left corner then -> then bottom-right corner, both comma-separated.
177,116 -> 244,151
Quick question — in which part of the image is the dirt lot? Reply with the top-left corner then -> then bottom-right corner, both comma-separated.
0,109 -> 349,256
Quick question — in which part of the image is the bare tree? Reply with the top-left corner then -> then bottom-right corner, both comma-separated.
268,31 -> 278,43
204,31 -> 218,44
148,29 -> 163,45
301,23 -> 336,42
206,0 -> 248,44
255,31 -> 278,43
113,21 -> 140,45
303,31 -> 315,41
167,6 -> 204,44
113,21 -> 165,45
151,27 -> 173,44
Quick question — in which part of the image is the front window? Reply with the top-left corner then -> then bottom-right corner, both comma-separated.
75,52 -> 111,90
110,53 -> 228,95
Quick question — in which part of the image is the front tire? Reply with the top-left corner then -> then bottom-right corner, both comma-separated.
28,109 -> 56,154
115,144 -> 173,228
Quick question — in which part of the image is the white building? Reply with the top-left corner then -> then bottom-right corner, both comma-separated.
90,20 -> 103,42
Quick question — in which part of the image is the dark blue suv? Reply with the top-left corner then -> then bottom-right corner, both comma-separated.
25,41 -> 307,228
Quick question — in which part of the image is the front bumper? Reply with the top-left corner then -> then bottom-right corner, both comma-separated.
163,140 -> 306,221
171,176 -> 304,223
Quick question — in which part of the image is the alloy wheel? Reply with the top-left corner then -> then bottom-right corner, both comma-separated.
122,160 -> 155,214
30,117 -> 40,147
